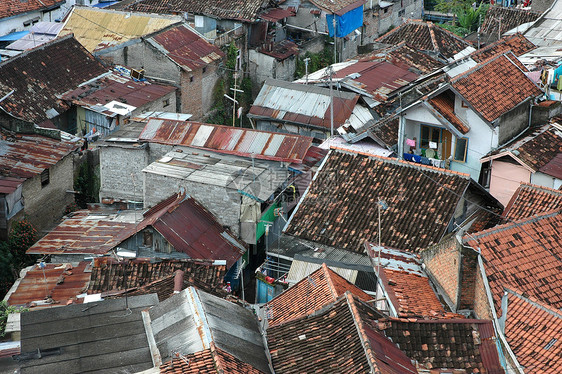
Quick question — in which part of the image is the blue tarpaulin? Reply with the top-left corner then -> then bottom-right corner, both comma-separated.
93,1 -> 119,8
327,5 -> 363,37
0,31 -> 29,42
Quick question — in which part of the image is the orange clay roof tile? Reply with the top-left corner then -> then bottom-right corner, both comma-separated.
503,183 -> 562,221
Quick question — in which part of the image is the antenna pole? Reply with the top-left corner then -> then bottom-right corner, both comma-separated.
329,66 -> 334,137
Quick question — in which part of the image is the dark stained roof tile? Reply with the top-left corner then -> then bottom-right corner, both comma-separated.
359,42 -> 445,74
471,33 -> 536,62
0,35 -> 107,124
481,6 -> 541,37
285,149 -> 472,252
503,183 -> 562,221
126,0 -> 267,22
428,91 -> 470,134
378,318 -> 505,373
376,20 -> 472,60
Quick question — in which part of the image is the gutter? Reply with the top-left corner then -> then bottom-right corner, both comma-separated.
478,255 -> 525,374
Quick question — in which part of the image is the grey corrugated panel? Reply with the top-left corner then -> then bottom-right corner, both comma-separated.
225,128 -> 244,150
263,134 -> 284,156
190,124 -> 214,147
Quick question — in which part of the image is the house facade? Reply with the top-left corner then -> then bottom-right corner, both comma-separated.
398,53 -> 543,181
0,0 -> 66,38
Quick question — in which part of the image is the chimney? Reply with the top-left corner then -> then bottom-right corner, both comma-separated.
173,270 -> 185,294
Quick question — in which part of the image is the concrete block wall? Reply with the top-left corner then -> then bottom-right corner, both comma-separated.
144,172 -> 241,236
21,154 -> 75,235
99,145 -> 148,202
421,234 -> 462,310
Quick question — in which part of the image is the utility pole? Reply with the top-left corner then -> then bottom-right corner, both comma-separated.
232,49 -> 241,127
304,57 -> 310,84
328,65 -> 334,137
333,13 -> 337,64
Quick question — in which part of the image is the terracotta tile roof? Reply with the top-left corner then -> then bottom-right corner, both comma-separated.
267,293 -> 418,374
160,344 -> 266,374
88,258 -> 227,299
485,123 -> 562,177
359,42 -> 445,74
0,35 -> 107,124
427,91 -> 470,134
285,149 -> 472,252
149,24 -> 224,72
377,318 -> 505,373
503,288 -> 562,374
126,0 -> 267,22
6,262 -> 90,308
365,244 -> 461,319
503,183 -> 562,221
481,6 -> 541,37
0,0 -> 64,19
376,20 -> 472,60
0,130 -> 78,180
451,53 -> 542,123
464,210 -> 562,310
471,33 -> 536,63
265,263 -> 372,327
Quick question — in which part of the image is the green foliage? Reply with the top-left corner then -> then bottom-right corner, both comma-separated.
458,3 -> 488,32
0,216 -> 38,299
207,42 -> 253,128
294,47 -> 334,80
438,23 -> 469,37
0,300 -> 28,337
74,159 -> 99,209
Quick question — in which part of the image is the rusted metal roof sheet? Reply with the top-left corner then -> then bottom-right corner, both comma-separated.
26,210 -> 138,255
150,24 -> 224,71
0,176 -> 25,194
0,132 -> 79,180
139,119 -> 314,163
60,72 -> 176,109
7,262 -> 91,308
260,7 -> 295,22
59,6 -> 181,52
248,79 -> 359,130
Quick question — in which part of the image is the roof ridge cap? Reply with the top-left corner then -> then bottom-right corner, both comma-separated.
505,287 -> 562,319
323,264 -> 340,300
428,23 -> 439,52
330,147 -> 471,179
467,209 -> 561,241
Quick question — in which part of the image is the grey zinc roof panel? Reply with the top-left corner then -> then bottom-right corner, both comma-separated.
263,134 -> 284,156
248,132 -> 270,154
190,124 -> 214,147
226,128 -> 244,151
140,118 -> 163,139
19,294 -> 158,374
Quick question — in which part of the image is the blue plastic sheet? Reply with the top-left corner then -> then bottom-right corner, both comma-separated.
327,5 -> 363,37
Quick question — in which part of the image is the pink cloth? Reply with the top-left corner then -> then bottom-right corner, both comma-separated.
406,138 -> 416,147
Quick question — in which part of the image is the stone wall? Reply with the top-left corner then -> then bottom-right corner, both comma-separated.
143,172 -> 241,236
21,153 -> 75,235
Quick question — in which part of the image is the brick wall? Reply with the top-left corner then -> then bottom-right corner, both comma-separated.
473,259 -> 494,320
458,246 -> 478,310
421,234 -> 462,310
180,68 -> 203,119
20,153 -> 75,235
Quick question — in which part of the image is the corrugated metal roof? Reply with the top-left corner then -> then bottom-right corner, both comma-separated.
147,287 -> 271,373
59,6 -> 181,52
0,132 -> 79,180
0,176 -> 25,194
7,262 -> 91,308
149,24 -> 224,71
248,79 -> 359,130
6,22 -> 63,51
139,119 -> 314,163
286,259 -> 357,285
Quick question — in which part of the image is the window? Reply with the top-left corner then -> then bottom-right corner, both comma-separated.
189,76 -> 194,83
40,169 -> 50,187
163,98 -> 170,107
420,125 -> 442,148
202,67 -> 207,74
453,138 -> 468,162
461,101 -> 468,108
